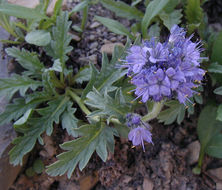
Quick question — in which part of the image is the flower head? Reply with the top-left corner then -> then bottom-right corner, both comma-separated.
126,113 -> 153,151
122,25 -> 205,104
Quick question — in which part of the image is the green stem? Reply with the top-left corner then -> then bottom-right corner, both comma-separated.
67,89 -> 122,125
142,101 -> 164,122
67,89 -> 91,115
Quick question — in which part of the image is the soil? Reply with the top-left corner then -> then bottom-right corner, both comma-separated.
3,0 -> 222,190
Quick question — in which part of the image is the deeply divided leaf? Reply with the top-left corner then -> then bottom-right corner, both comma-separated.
46,122 -> 116,178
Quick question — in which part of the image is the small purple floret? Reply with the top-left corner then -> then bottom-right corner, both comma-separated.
126,113 -> 153,151
122,25 -> 206,104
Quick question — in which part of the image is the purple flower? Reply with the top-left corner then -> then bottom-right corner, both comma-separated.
122,25 -> 205,104
126,113 -> 153,151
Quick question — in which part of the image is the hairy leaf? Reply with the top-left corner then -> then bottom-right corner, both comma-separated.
159,9 -> 182,30
25,30 -> 51,46
217,104 -> 222,122
85,88 -> 130,120
0,96 -> 47,125
0,74 -> 42,99
0,3 -> 47,19
185,0 -> 203,25
61,101 -> 79,137
46,122 -> 116,178
157,100 -> 185,125
9,96 -> 69,165
100,0 -> 143,20
214,86 -> 222,95
141,0 -> 169,37
95,16 -> 134,39
45,11 -> 72,62
81,50 -> 127,99
74,66 -> 91,84
6,47 -> 44,75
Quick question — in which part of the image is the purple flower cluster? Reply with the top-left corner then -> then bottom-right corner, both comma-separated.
123,25 -> 205,104
126,113 -> 153,151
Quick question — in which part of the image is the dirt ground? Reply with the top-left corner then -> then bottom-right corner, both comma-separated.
5,0 -> 222,189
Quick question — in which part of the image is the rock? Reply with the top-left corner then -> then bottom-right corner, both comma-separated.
79,172 -> 99,190
90,22 -> 101,29
217,182 -> 222,190
187,140 -> 200,165
143,177 -> 154,190
100,43 -> 124,55
79,54 -> 97,64
122,175 -> 132,184
208,167 -> 222,181
7,0 -> 39,8
69,32 -> 81,42
89,35 -> 95,41
110,37 -> 117,42
90,42 -> 98,49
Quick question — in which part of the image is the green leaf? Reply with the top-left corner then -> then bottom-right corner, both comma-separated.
185,0 -> 203,25
74,66 -> 91,84
211,32 -> 222,64
46,122 -> 116,178
81,53 -> 126,99
0,74 -> 42,99
100,0 -> 143,20
0,3 -> 47,19
208,62 -> 222,74
141,0 -> 169,37
157,100 -> 185,125
95,16 -> 134,39
214,86 -> 222,95
147,22 -> 160,39
217,104 -> 222,122
159,9 -> 182,30
206,134 -> 222,158
6,47 -> 44,75
61,101 -> 79,137
0,96 -> 46,126
9,96 -> 69,165
85,88 -> 130,120
14,109 -> 33,127
25,30 -> 51,46
164,0 -> 181,13
70,0 -> 89,15
33,159 -> 44,174
197,105 -> 222,151
46,59 -> 63,72
25,167 -> 35,177
45,11 -> 72,62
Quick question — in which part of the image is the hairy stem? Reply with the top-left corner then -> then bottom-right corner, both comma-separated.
142,101 -> 164,122
67,89 -> 91,115
67,89 -> 121,125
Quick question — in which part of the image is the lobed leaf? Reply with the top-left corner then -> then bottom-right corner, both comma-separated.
61,101 -> 79,137
46,122 -> 116,178
9,96 -> 70,165
6,47 -> 44,76
85,88 -> 130,121
0,74 -> 42,99
45,11 -> 73,62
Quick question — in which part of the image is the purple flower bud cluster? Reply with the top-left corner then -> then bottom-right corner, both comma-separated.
123,25 -> 205,104
126,113 -> 153,151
